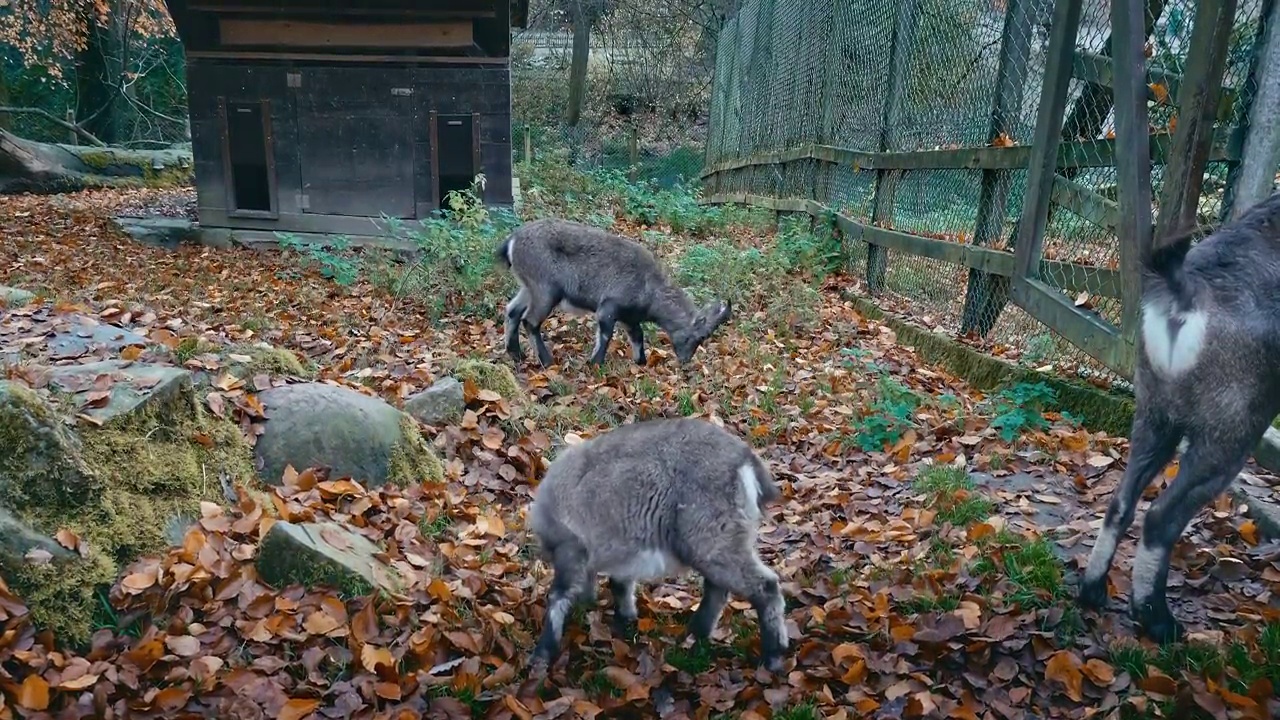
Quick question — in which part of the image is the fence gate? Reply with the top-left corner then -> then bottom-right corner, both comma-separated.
1007,0 -> 1257,380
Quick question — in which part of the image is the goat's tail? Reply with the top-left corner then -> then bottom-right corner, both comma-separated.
749,454 -> 782,507
494,233 -> 515,270
1144,232 -> 1194,302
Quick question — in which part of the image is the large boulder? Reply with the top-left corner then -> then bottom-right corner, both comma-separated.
0,363 -> 257,646
0,285 -> 35,307
254,382 -> 443,488
450,359 -> 523,401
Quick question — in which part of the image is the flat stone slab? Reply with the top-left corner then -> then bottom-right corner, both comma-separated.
0,286 -> 35,308
47,318 -> 150,361
1251,427 -> 1280,475
256,520 -> 403,595
0,507 -> 75,563
44,360 -> 191,426
1232,472 -> 1280,540
114,216 -> 201,251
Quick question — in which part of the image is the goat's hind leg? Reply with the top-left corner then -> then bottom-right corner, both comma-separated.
532,541 -> 591,665
691,552 -> 788,672
521,289 -> 560,368
1078,405 -> 1182,610
1129,424 -> 1262,644
622,322 -> 646,366
588,300 -> 621,366
504,286 -> 530,362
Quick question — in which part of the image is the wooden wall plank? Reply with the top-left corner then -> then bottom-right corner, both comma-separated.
218,18 -> 474,48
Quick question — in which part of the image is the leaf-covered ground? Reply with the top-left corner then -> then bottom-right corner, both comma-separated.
1,179 -> 1279,720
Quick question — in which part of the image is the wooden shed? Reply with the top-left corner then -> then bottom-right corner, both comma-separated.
164,0 -> 528,238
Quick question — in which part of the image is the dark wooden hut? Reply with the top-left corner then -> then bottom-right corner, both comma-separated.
163,0 -> 528,238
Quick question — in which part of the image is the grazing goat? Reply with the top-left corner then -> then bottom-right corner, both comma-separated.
1077,191 -> 1280,644
526,417 -> 789,671
494,218 -> 732,368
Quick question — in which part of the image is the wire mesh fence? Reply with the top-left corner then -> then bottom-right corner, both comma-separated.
510,4 -> 722,188
703,0 -> 1279,388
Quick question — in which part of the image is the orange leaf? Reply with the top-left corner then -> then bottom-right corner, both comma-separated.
1239,520 -> 1259,546
1045,650 -> 1084,702
1082,658 -> 1116,686
279,698 -> 321,720
56,672 -> 100,691
360,644 -> 395,673
121,345 -> 143,361
18,675 -> 50,710
375,682 -> 402,701
54,528 -> 80,551
154,687 -> 192,712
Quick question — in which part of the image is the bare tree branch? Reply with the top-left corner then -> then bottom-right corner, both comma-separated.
0,107 -> 106,146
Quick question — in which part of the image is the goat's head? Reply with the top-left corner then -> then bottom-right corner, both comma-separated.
671,299 -> 732,364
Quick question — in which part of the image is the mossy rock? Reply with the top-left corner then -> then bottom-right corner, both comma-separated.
256,520 -> 403,596
223,343 -> 316,380
450,359 -> 524,402
0,368 -> 258,647
254,382 -> 443,488
0,285 -> 35,307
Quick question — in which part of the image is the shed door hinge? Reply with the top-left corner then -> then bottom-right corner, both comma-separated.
287,72 -> 302,88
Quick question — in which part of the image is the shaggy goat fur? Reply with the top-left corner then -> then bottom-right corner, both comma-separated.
495,218 -> 732,367
1077,191 -> 1280,644
526,418 -> 789,670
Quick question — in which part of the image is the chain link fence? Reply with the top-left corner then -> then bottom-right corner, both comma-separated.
703,0 -> 1277,387
510,3 -> 723,188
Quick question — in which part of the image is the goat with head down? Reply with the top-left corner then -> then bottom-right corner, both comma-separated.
494,218 -> 732,368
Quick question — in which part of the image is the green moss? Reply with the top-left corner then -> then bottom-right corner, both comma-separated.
5,552 -> 118,646
0,377 -> 257,647
0,381 -> 103,512
450,359 -> 523,402
75,149 -> 192,189
225,343 -> 316,379
844,295 -> 1136,437
387,415 -> 445,486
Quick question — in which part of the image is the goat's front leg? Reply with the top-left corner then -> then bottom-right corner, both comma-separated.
589,301 -> 620,366
622,322 -> 646,366
532,542 -> 590,666
1128,426 -> 1258,644
607,577 -> 638,635
1078,405 -> 1181,610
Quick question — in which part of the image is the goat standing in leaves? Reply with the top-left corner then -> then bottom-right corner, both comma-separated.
1077,192 -> 1280,644
495,218 -> 732,368
526,418 -> 790,671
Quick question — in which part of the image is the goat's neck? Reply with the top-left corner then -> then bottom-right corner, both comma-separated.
648,285 -> 698,335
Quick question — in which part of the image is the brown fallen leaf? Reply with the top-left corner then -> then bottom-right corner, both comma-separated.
1082,658 -> 1116,687
279,698 -> 321,720
17,674 -> 50,710
1045,650 -> 1084,702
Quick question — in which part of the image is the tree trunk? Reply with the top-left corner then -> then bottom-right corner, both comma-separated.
565,5 -> 592,128
76,19 -> 123,145
0,73 -> 9,132
0,129 -> 192,194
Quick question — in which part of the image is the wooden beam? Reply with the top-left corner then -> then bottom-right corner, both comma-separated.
1012,0 -> 1084,283
186,50 -> 508,64
1014,279 -> 1133,378
1071,50 -> 1184,104
218,18 -> 474,48
1153,0 -> 1239,243
960,0 -> 1038,337
700,192 -> 1124,299
696,134 -> 1236,179
1050,174 -> 1120,231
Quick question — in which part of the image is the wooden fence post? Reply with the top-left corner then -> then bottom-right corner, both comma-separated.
1225,0 -> 1280,219
959,0 -> 1038,337
628,124 -> 639,181
524,126 -> 532,166
66,110 -> 77,145
1152,0 -> 1238,245
866,0 -> 920,295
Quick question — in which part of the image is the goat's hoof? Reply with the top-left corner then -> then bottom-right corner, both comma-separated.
1076,578 -> 1108,610
760,653 -> 786,673
1132,601 -> 1184,645
529,643 -> 557,668
611,614 -> 637,638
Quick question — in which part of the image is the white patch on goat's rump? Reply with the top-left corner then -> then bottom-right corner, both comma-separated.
1141,302 -> 1208,378
738,461 -> 762,523
603,549 -> 685,582
506,237 -> 516,267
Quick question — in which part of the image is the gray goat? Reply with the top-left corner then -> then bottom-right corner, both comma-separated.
526,417 -> 789,671
1077,191 -> 1280,644
494,218 -> 732,368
